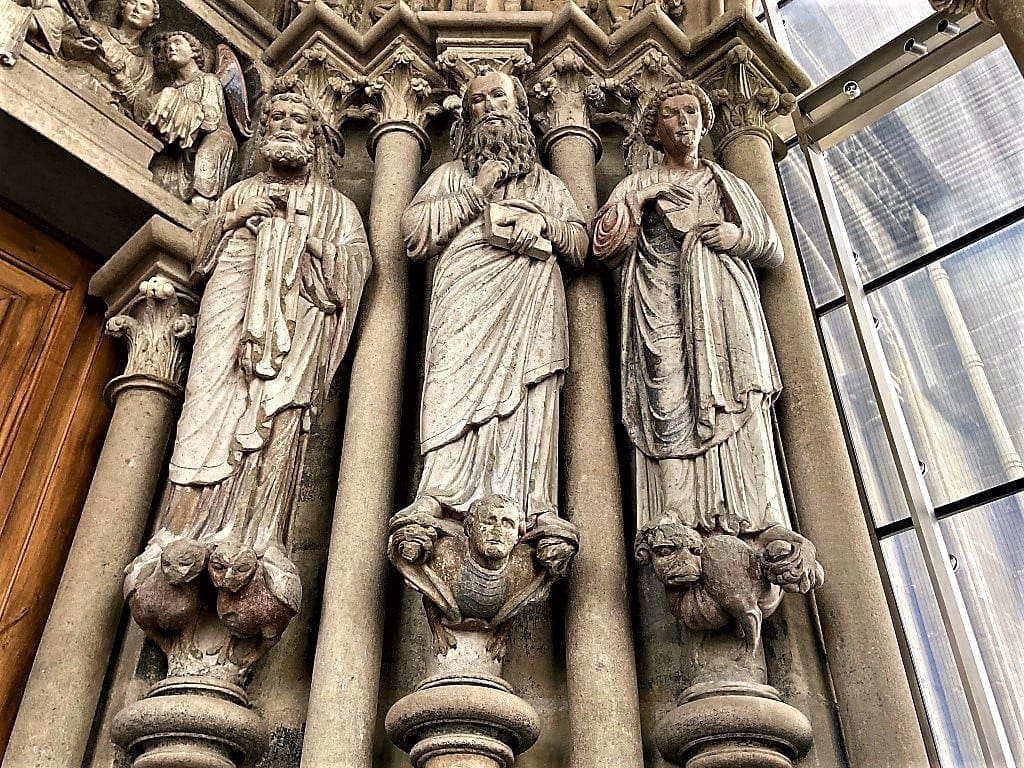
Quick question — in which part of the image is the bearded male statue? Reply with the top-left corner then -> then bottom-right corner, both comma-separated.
125,79 -> 371,680
399,68 -> 587,525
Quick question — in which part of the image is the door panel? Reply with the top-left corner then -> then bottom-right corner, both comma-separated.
0,208 -> 119,754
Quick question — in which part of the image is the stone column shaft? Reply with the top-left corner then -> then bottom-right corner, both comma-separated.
717,130 -> 929,767
4,272 -> 192,768
989,0 -> 1024,77
300,127 -> 422,768
546,130 -> 645,768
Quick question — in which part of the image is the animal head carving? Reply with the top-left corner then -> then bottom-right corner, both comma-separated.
159,538 -> 207,585
208,541 -> 259,593
634,520 -> 704,586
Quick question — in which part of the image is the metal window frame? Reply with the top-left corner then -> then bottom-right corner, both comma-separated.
760,2 -> 1019,765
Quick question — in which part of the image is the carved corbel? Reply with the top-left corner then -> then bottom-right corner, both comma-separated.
364,40 -> 444,161
697,44 -> 797,158
529,47 -> 604,161
105,277 -> 196,404
603,47 -> 683,172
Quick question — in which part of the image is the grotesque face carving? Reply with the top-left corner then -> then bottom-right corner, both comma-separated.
465,494 -> 523,567
208,542 -> 259,593
159,539 -> 207,585
635,522 -> 704,587
655,93 -> 703,162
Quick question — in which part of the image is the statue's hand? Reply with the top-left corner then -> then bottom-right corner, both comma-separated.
225,196 -> 275,232
696,220 -> 742,252
472,159 -> 509,198
495,211 -> 546,256
535,537 -> 576,577
763,537 -> 824,594
642,181 -> 693,208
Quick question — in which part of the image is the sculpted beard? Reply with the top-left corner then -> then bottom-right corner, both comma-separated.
458,110 -> 537,179
261,130 -> 316,169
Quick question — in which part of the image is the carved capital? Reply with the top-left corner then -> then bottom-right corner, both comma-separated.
929,0 -> 994,23
365,42 -> 443,159
436,46 -> 535,91
603,47 -> 683,172
530,48 -> 604,159
697,45 -> 796,156
286,43 -> 373,132
105,276 -> 195,402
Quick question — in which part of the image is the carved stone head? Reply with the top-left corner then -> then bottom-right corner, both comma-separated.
456,68 -> 536,178
118,0 -> 160,31
258,81 -> 324,171
634,520 -> 704,586
155,31 -> 206,75
464,494 -> 524,568
159,538 -> 207,585
641,80 -> 715,158
208,542 -> 259,593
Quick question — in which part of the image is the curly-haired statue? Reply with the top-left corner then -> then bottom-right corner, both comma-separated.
592,81 -> 823,664
147,31 -> 249,211
123,78 -> 371,685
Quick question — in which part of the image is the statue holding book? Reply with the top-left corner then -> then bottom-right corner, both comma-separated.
399,67 -> 587,525
592,81 -> 822,655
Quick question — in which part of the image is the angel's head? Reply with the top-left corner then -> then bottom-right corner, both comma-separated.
258,80 -> 323,171
154,31 -> 205,75
118,0 -> 159,31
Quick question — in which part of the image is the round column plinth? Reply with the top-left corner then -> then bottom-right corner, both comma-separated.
656,694 -> 813,768
111,677 -> 268,768
386,677 -> 540,768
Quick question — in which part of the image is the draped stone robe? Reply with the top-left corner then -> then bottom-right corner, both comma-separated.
593,161 -> 786,534
402,161 -> 587,520
162,172 -> 370,552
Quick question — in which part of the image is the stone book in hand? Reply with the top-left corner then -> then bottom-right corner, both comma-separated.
484,202 -> 553,261
655,191 -> 717,239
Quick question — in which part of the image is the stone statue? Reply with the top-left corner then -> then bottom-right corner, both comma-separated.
388,493 -> 578,660
147,31 -> 250,212
61,0 -> 158,121
0,0 -> 66,64
124,79 -> 371,683
399,67 -> 587,525
592,81 -> 823,654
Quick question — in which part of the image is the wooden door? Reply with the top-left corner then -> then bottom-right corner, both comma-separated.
0,208 -> 119,752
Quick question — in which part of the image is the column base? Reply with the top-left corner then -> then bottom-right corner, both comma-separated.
656,693 -> 812,768
386,675 -> 540,768
111,676 -> 268,768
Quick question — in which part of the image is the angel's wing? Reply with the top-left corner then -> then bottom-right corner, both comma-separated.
216,44 -> 252,139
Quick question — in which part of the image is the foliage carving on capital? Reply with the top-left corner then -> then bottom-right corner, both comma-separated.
530,48 -> 604,136
436,47 -> 534,91
288,43 -> 373,133
929,0 -> 994,23
698,45 -> 797,154
601,48 -> 682,172
365,43 -> 443,128
106,276 -> 195,387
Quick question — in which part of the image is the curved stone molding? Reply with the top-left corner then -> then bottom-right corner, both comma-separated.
105,276 -> 195,402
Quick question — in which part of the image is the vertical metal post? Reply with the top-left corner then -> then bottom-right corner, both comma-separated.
798,141 -> 1015,768
757,3 -> 1016,761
